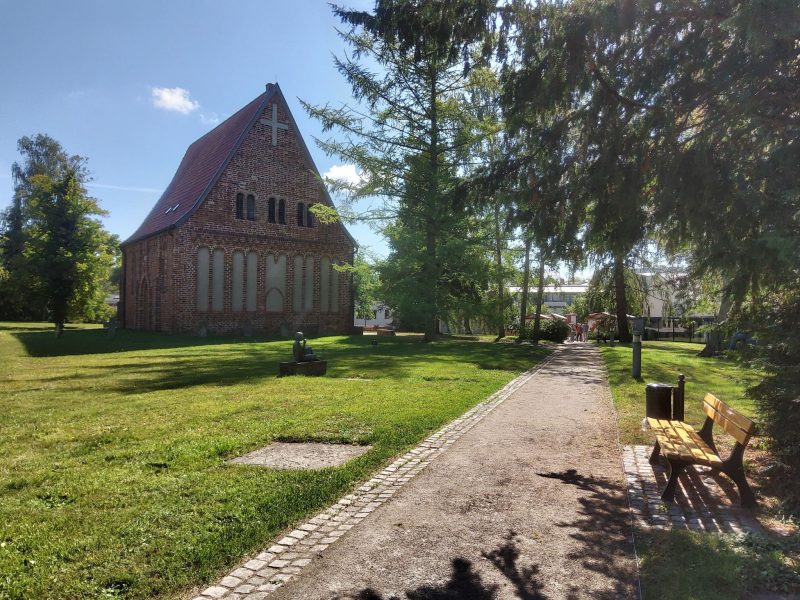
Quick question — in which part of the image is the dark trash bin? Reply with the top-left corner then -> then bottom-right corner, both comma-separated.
646,383 -> 673,420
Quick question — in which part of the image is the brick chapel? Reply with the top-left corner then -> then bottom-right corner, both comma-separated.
119,84 -> 356,335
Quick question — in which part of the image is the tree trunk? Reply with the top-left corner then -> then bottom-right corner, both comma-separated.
463,315 -> 472,335
532,254 -> 546,344
423,224 -> 438,341
494,202 -> 504,339
613,254 -> 632,343
423,69 -> 439,343
519,237 -> 532,336
698,290 -> 732,357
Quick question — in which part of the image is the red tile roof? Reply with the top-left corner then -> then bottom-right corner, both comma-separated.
123,85 -> 275,245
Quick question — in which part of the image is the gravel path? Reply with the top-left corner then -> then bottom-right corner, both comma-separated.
268,343 -> 638,600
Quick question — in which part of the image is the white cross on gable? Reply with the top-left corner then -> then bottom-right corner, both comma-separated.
260,103 -> 289,146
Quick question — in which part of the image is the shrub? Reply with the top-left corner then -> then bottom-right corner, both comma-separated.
744,290 -> 800,511
517,319 -> 571,343
540,319 -> 571,342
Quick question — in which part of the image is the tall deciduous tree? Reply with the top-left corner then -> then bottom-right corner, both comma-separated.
347,250 -> 381,327
0,135 -> 118,329
1,134 -> 89,319
304,1 -> 495,340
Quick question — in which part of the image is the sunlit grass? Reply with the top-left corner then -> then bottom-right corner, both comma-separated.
639,529 -> 799,599
598,341 -> 760,445
0,322 -> 548,599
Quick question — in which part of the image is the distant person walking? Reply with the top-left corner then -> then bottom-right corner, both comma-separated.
576,323 -> 583,342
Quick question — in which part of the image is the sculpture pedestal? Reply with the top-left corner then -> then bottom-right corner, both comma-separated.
279,360 -> 327,377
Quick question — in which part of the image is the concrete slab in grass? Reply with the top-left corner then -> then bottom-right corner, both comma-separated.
229,442 -> 372,469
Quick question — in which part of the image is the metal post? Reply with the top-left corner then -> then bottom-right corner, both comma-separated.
672,374 -> 685,421
632,333 -> 642,378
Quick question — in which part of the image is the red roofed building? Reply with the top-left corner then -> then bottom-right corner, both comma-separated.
119,84 -> 356,335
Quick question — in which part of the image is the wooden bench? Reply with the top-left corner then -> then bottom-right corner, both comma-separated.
648,393 -> 756,507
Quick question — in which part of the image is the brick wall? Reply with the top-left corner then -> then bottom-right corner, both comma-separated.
121,95 -> 355,336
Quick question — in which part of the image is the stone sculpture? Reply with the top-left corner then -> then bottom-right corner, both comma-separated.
292,331 -> 319,362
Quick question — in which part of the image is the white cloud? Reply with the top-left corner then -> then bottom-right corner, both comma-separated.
66,89 -> 91,100
323,164 -> 365,186
199,112 -> 221,126
151,87 -> 199,114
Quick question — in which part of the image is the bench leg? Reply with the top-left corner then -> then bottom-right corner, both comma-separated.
649,441 -> 661,465
722,445 -> 756,508
661,459 -> 688,503
728,467 -> 757,508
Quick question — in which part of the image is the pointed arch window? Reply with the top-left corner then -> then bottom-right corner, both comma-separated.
235,193 -> 244,219
196,247 -> 210,312
232,251 -> 244,312
278,199 -> 286,224
320,257 -> 330,313
211,249 -> 224,311
306,204 -> 315,228
246,252 -> 258,312
268,198 -> 276,223
266,254 -> 287,312
246,194 -> 255,220
297,202 -> 305,227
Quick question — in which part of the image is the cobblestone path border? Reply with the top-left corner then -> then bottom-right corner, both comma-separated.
192,349 -> 558,600
622,445 -> 762,534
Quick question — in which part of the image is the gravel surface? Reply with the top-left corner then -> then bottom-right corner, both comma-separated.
270,344 -> 638,600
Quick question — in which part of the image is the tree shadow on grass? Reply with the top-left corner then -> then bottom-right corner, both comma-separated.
10,330 -> 550,396
338,532 -> 547,599
537,469 -> 638,600
0,323 -> 77,332
12,328 -> 279,357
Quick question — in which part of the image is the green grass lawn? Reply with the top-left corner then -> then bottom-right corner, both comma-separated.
0,323 -> 549,599
599,341 -> 799,599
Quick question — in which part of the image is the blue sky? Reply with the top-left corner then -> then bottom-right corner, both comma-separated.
0,0 -> 387,255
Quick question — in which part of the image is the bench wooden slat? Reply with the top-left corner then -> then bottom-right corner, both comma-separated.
712,411 -> 752,445
648,418 -> 683,454
647,417 -> 722,467
703,394 -> 753,445
704,393 -> 755,433
670,421 -> 719,464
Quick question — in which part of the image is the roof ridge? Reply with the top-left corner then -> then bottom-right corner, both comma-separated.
122,83 -> 356,249
186,85 -> 273,152
122,86 -> 276,245
169,88 -> 275,232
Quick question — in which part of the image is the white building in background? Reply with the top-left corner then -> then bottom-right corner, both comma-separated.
508,270 -> 703,324
354,302 -> 394,329
508,283 -> 590,312
638,270 -> 681,320
541,283 -> 589,310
